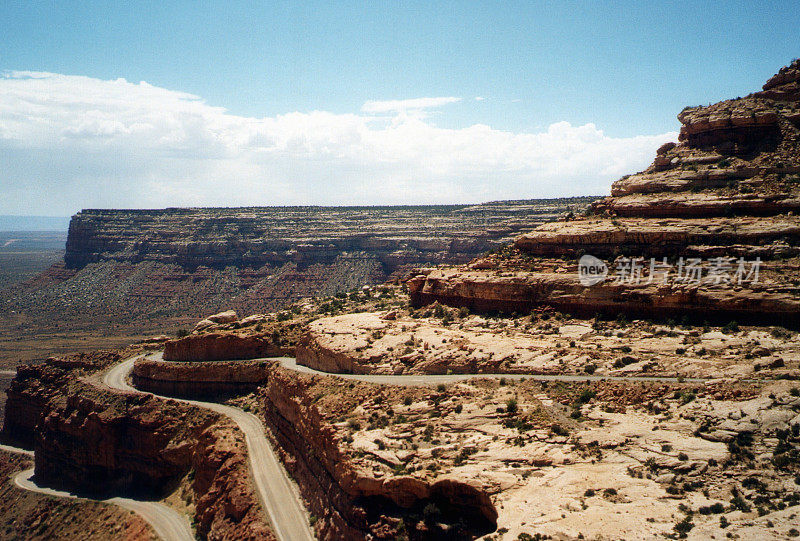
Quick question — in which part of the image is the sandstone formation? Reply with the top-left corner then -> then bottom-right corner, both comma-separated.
1,351 -> 275,540
409,61 -> 800,325
133,356 -> 271,397
163,332 -> 284,362
259,363 -> 498,539
1,198 -> 595,365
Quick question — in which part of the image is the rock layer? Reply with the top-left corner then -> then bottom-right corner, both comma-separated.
409,61 -> 800,323
133,356 -> 272,397
1,352 -> 275,540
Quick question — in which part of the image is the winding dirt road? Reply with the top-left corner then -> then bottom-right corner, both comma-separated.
274,355 -> 709,384
104,358 -> 314,541
0,444 -> 193,541
5,349 -> 715,541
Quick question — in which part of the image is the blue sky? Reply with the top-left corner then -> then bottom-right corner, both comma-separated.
1,1 -> 798,214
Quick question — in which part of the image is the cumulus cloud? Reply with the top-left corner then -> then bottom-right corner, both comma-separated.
0,71 -> 677,214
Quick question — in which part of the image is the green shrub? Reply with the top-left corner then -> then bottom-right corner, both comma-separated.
506,398 -> 519,414
722,321 -> 740,334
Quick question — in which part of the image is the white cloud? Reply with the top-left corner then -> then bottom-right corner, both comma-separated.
361,96 -> 462,114
0,71 -> 677,214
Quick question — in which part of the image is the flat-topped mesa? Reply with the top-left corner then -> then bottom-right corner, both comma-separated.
62,202 -> 594,270
409,61 -> 800,324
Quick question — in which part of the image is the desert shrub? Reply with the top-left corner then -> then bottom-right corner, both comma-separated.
722,320 -> 740,333
506,398 -> 519,414
674,516 -> 694,537
613,356 -> 638,368
772,327 -> 792,339
730,495 -> 751,512
698,502 -> 725,515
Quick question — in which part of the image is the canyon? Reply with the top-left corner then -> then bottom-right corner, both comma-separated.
2,61 -> 800,541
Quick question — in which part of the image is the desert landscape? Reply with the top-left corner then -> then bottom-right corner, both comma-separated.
1,58 -> 800,540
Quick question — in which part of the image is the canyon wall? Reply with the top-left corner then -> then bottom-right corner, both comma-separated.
1,352 -> 275,540
259,363 -> 497,539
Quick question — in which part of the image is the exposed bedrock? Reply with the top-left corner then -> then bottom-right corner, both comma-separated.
132,356 -> 272,398
408,268 -> 800,326
259,364 -> 498,539
162,332 -> 285,362
409,61 -> 800,324
1,353 -> 274,540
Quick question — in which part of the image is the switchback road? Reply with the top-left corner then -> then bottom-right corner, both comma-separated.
0,444 -> 193,541
104,358 -> 314,541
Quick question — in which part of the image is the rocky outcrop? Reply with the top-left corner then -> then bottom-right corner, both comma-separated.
592,60 -> 800,220
409,61 -> 800,324
408,267 -> 800,325
133,356 -> 272,397
259,363 -> 498,539
163,332 -> 285,362
1,352 -> 275,541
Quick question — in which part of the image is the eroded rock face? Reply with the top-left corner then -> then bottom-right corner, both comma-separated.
259,363 -> 498,539
594,59 -> 800,219
1,352 -> 275,541
133,356 -> 271,397
163,332 -> 284,362
409,61 -> 800,324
